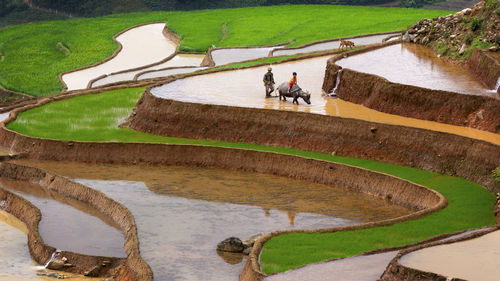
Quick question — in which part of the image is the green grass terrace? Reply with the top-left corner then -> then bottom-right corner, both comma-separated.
0,5 -> 451,96
6,88 -> 496,274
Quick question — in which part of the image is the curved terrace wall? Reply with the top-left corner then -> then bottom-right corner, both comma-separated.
322,45 -> 500,133
126,90 -> 500,193
0,111 -> 448,280
0,162 -> 151,281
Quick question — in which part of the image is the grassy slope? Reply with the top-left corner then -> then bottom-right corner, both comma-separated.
7,88 -> 496,273
0,5 -> 451,96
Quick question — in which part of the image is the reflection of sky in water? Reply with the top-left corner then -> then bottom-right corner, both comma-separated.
92,54 -> 206,87
76,179 -> 360,281
0,180 -> 126,258
0,210 -> 39,280
273,33 -> 396,56
211,47 -> 276,66
0,112 -> 9,122
337,44 -> 494,96
400,230 -> 500,281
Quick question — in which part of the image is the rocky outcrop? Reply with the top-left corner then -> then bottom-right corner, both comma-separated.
217,237 -> 249,253
402,1 -> 499,58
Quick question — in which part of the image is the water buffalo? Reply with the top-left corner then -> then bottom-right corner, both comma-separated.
277,82 -> 311,105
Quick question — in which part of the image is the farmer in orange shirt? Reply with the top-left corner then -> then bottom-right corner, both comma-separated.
288,72 -> 297,93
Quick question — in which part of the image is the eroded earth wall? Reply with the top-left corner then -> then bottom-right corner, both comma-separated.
125,91 -> 500,193
322,58 -> 500,133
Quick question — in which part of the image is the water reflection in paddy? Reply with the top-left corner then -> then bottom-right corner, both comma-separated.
272,33 -> 397,56
337,43 -> 495,97
0,179 -> 126,258
151,48 -> 500,145
13,160 -> 412,281
0,210 -> 105,281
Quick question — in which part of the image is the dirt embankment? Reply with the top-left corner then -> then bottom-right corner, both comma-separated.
124,91 -> 500,193
466,47 -> 500,91
322,60 -> 500,133
0,162 -> 152,281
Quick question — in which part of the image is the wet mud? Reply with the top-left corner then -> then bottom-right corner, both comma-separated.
150,53 -> 500,144
62,23 -> 176,91
0,178 -> 126,258
398,230 -> 500,281
335,43 -> 494,97
11,159 -> 412,281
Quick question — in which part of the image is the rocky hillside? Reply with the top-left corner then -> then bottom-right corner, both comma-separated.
403,0 -> 500,59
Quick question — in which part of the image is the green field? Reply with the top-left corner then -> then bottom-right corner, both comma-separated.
0,5 -> 451,96
7,88 -> 496,273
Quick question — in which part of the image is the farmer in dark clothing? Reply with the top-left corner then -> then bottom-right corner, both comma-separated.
263,66 -> 275,97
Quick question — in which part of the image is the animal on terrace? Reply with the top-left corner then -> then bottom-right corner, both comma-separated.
277,82 -> 311,105
339,39 -> 355,50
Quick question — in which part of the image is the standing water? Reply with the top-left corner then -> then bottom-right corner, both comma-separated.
0,178 -> 126,258
12,160 -> 413,281
150,46 -> 500,145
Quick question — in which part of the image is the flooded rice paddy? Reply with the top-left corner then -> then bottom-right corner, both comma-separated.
151,45 -> 500,145
0,210 -> 104,281
11,160 -> 412,281
400,230 -> 500,281
336,43 -> 496,97
272,33 -> 398,57
136,66 -> 207,81
91,54 -> 205,87
62,23 -> 176,91
0,178 -> 126,258
211,47 -> 276,66
0,112 -> 9,123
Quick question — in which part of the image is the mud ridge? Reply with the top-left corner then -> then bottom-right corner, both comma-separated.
322,43 -> 500,133
466,48 -> 500,92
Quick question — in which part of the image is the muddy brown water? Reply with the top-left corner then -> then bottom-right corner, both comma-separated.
0,210 -> 104,281
151,52 -> 500,145
12,160 -> 412,281
0,178 -> 126,258
399,230 -> 500,281
336,43 -> 496,98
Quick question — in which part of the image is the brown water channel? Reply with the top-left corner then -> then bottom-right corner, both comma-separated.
150,46 -> 500,145
336,43 -> 496,97
12,160 -> 412,281
0,178 -> 126,258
